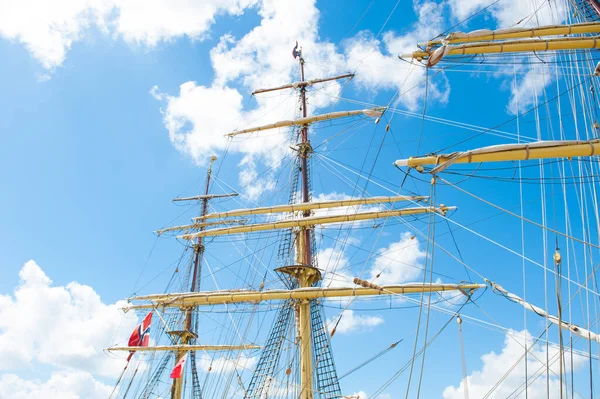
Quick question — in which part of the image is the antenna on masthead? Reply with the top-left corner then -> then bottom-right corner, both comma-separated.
292,40 -> 302,59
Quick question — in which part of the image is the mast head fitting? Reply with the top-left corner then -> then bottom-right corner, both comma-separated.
275,265 -> 322,287
553,250 -> 562,264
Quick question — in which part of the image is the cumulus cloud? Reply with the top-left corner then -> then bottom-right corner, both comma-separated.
446,0 -> 564,116
345,1 -> 450,110
0,260 -> 137,377
152,0 -> 348,198
153,0 -> 457,198
0,371 -> 112,399
368,232 -> 426,285
326,309 -> 384,335
198,353 -> 257,374
153,78 -> 294,199
0,0 -> 454,197
317,229 -> 426,334
317,247 -> 355,288
448,0 -> 562,27
443,329 -> 586,399
508,61 -> 554,115
0,0 -> 258,70
115,0 -> 258,46
317,230 -> 426,290
348,391 -> 391,399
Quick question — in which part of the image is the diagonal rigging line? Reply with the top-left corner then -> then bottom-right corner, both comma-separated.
319,152 -> 600,297
439,176 -> 600,250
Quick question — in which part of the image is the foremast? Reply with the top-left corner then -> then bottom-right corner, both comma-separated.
109,157 -> 258,399
171,155 -> 216,399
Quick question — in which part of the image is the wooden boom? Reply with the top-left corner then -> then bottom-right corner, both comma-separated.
108,344 -> 260,352
192,195 -> 427,221
404,36 -> 600,62
179,206 -> 454,239
125,283 -> 485,310
156,219 -> 247,236
394,140 -> 600,170
252,73 -> 355,94
225,108 -> 385,137
421,22 -> 600,46
172,193 -> 238,202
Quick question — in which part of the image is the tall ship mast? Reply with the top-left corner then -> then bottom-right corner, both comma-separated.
109,1 -> 600,398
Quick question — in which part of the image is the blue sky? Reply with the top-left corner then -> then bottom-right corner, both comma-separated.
1,0 -> 599,398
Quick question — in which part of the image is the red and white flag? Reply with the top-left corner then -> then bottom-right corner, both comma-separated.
126,312 -> 152,362
170,353 -> 188,379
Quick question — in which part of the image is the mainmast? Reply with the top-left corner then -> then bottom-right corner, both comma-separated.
296,46 -> 316,399
123,44 -> 484,399
298,46 -> 312,267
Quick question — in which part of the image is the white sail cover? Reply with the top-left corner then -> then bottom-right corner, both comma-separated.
490,281 -> 600,343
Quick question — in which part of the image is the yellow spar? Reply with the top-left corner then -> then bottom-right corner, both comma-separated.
394,140 -> 600,171
179,206 -> 454,239
108,344 -> 261,352
225,108 -> 385,137
125,283 -> 485,310
420,22 -> 600,46
192,195 -> 427,220
404,36 -> 600,65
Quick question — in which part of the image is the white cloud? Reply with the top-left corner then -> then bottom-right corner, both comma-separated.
153,79 -> 293,199
368,232 -> 426,285
198,353 -> 257,374
153,0 -> 457,197
0,0 -> 259,70
318,230 -> 426,335
443,329 -> 586,399
0,260 -> 137,377
344,1 -> 450,110
317,247 -> 355,288
507,60 -> 554,115
327,309 -> 383,335
210,0 -> 344,92
317,226 -> 427,289
312,192 -> 383,215
347,391 -> 390,399
448,0 -> 562,27
0,371 -> 112,399
115,0 -> 258,46
152,0 -> 348,199
0,0 -> 111,70
445,0 -> 564,116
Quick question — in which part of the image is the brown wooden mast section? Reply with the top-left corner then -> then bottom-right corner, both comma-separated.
296,45 -> 316,399
171,156 -> 217,399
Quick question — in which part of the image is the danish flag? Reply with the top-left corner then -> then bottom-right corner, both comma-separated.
170,353 -> 188,379
126,312 -> 152,362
